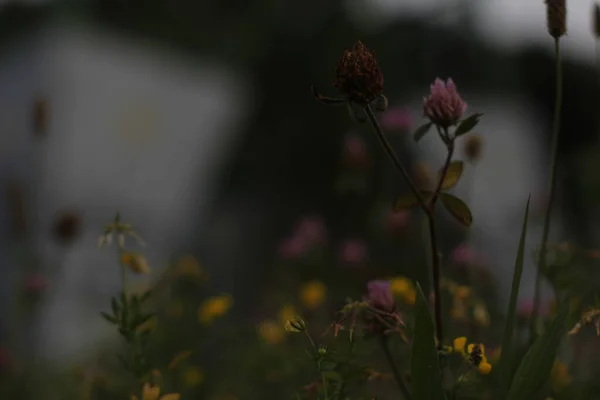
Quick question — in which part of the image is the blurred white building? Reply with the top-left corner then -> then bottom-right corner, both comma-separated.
0,19 -> 251,362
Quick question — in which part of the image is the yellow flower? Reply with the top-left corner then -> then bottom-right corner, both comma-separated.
455,286 -> 471,300
131,383 -> 180,400
453,337 -> 467,354
473,303 -> 490,327
121,252 -> 151,274
389,277 -> 417,304
198,294 -> 233,324
478,362 -> 492,375
551,361 -> 572,390
299,281 -> 326,310
176,255 -> 205,281
258,320 -> 285,344
278,304 -> 298,323
182,366 -> 204,387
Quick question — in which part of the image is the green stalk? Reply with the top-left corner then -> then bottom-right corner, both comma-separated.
530,37 -> 563,341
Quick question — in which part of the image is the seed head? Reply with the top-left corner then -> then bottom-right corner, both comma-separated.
334,41 -> 384,106
546,0 -> 567,39
593,4 -> 600,38
366,280 -> 395,313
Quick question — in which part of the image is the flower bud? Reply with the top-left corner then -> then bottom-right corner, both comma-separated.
284,316 -> 307,333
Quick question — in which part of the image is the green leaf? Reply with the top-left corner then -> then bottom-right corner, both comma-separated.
394,191 -> 431,211
506,302 -> 568,400
454,113 -> 483,137
100,311 -> 118,324
495,196 -> 531,400
438,161 -> 464,190
411,283 -> 446,400
414,122 -> 433,142
140,289 -> 153,303
439,193 -> 473,227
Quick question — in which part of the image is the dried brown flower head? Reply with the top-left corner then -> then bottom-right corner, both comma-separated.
52,210 -> 82,244
333,41 -> 384,105
546,0 -> 567,39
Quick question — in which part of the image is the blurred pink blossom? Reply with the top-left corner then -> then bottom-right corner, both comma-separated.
25,273 -> 47,294
339,239 -> 367,265
0,346 -> 11,373
381,107 -> 413,131
386,210 -> 411,232
343,134 -> 369,167
517,299 -> 549,319
278,235 -> 309,260
450,243 -> 482,265
294,216 -> 327,246
423,78 -> 467,128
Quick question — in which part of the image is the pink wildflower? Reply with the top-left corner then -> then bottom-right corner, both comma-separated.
25,273 -> 47,294
342,134 -> 369,168
517,299 -> 550,319
450,243 -> 481,265
367,280 -> 395,312
339,239 -> 367,265
0,346 -> 11,373
386,210 -> 410,232
278,235 -> 309,260
423,78 -> 467,128
294,216 -> 327,246
381,107 -> 413,131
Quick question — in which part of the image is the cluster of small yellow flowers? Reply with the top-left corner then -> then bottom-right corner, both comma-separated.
389,276 -> 417,305
121,252 -> 151,274
550,361 -> 572,391
131,382 -> 179,400
198,294 -> 233,325
452,336 -> 492,375
257,320 -> 285,345
299,281 -> 326,310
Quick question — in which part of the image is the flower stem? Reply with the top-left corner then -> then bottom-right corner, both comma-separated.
530,37 -> 563,342
379,337 -> 412,400
364,105 -> 429,215
365,105 -> 449,348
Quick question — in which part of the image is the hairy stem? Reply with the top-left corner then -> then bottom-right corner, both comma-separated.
365,105 -> 450,348
379,337 -> 412,400
428,134 -> 455,348
365,105 -> 429,215
531,37 -> 563,341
